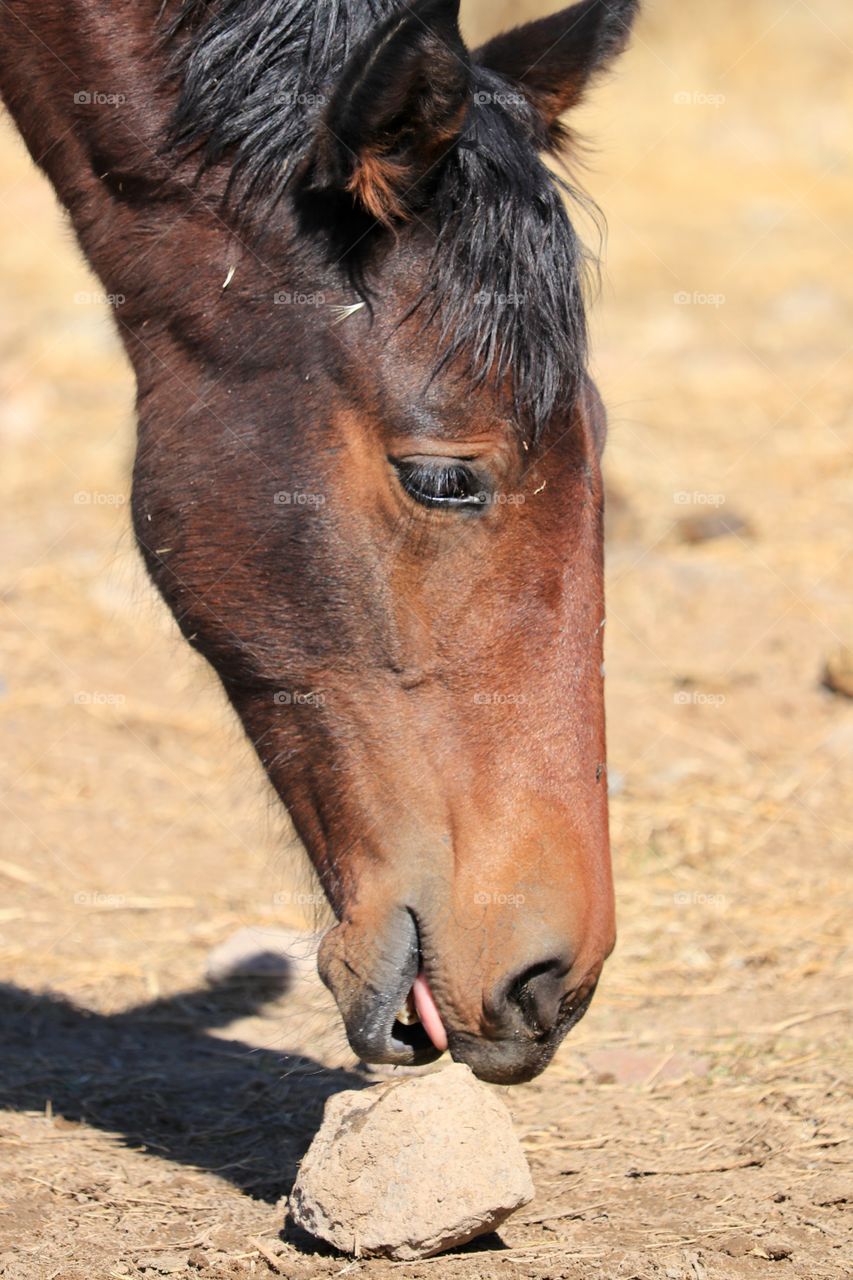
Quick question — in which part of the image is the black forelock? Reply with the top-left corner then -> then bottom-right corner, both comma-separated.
417,65 -> 592,437
166,0 -> 402,205
166,0 -> 595,437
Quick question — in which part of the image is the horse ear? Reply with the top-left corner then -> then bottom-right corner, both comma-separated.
308,0 -> 470,223
475,0 -> 639,146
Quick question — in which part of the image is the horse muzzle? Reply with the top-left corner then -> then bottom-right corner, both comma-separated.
317,902 -> 605,1084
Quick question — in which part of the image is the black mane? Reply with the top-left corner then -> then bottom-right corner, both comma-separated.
167,0 -> 593,436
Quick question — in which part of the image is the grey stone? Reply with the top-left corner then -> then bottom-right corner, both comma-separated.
289,1063 -> 534,1260
205,926 -> 320,985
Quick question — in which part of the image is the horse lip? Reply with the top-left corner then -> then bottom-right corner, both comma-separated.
345,988 -> 443,1066
320,908 -> 442,1065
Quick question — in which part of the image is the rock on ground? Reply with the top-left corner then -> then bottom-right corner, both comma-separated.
823,646 -> 853,699
205,926 -> 320,985
289,1063 -> 534,1260
675,510 -> 753,545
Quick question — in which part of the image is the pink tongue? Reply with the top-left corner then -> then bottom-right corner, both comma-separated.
412,973 -> 449,1053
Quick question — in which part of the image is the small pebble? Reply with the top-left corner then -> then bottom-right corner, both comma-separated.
205,926 -> 319,985
823,646 -> 853,699
676,511 -> 753,544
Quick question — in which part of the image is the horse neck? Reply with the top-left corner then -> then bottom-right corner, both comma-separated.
1,3 -> 218,298
4,3 -> 174,207
0,1 -> 277,389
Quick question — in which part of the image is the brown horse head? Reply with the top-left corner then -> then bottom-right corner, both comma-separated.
0,0 -> 638,1084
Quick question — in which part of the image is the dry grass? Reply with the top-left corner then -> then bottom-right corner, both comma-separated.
0,1 -> 851,1277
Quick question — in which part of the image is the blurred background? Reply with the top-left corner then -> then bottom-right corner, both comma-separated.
0,2 -> 850,1277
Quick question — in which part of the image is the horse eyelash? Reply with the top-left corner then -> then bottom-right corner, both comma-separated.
395,461 -> 488,509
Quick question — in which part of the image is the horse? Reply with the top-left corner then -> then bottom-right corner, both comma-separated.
0,0 -> 639,1084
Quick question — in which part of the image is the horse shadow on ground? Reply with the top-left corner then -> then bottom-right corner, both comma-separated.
0,956 -> 364,1204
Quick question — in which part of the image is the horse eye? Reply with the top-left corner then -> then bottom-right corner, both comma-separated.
394,460 -> 489,511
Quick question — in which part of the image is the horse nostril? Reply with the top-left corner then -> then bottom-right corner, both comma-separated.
504,956 -> 573,1036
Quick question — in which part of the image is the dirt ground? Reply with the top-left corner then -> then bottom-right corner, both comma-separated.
0,2 -> 850,1278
